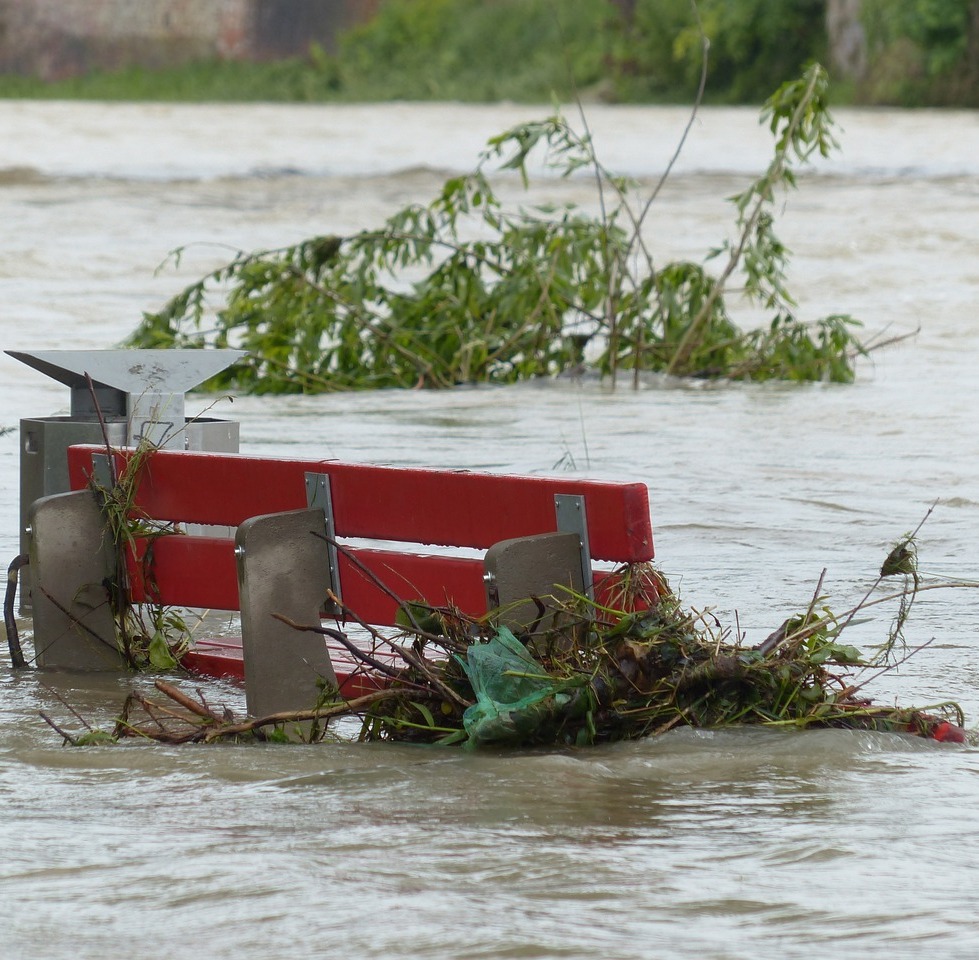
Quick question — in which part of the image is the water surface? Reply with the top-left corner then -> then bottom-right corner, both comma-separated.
1,101 -> 978,959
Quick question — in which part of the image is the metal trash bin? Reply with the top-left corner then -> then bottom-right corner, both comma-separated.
7,348 -> 244,611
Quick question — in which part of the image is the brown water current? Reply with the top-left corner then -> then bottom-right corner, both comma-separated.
1,101 -> 979,959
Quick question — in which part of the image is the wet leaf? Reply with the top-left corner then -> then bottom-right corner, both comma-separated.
148,633 -> 178,670
881,540 -> 917,578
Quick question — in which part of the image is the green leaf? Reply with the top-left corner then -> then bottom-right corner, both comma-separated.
411,701 -> 437,728
74,730 -> 118,747
148,633 -> 178,670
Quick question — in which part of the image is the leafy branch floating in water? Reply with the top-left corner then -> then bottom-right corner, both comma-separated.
128,64 -> 874,392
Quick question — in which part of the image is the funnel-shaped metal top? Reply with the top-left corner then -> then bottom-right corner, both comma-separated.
6,348 -> 245,442
6,349 -> 244,395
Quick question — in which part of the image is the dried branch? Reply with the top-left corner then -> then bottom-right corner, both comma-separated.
196,688 -> 401,743
39,712 -> 80,746
153,680 -> 225,722
323,589 -> 471,711
270,612 -> 431,692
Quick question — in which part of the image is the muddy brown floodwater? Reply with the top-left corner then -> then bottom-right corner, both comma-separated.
2,100 -> 979,959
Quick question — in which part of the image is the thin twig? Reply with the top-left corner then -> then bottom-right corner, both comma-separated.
311,532 -> 448,645
323,589 -> 471,711
41,682 -> 96,732
666,65 -> 822,375
199,688 -> 403,742
634,1 -> 710,248
85,372 -> 118,487
131,692 -> 171,732
270,613 -> 432,692
803,568 -> 828,626
39,712 -> 79,746
859,323 -> 920,354
841,638 -> 936,699
33,583 -> 120,661
836,502 -> 935,640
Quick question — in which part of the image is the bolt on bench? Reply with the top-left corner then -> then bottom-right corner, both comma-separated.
28,444 -> 655,719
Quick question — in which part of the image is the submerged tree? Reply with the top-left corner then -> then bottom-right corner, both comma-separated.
128,63 -> 866,393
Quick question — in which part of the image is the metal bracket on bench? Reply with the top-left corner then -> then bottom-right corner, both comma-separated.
554,494 -> 593,600
91,452 -> 115,489
305,472 -> 341,613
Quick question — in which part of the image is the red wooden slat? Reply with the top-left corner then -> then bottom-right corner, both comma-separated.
135,533 -> 643,632
183,637 -> 402,696
180,641 -> 245,681
127,535 -> 239,609
338,548 -> 489,623
134,534 -> 489,624
67,445 -> 654,561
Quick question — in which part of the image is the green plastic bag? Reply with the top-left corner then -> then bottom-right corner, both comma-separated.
458,627 -> 570,748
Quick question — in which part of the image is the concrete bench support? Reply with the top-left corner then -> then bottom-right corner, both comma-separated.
235,507 -> 338,720
483,532 -> 584,635
29,490 -> 123,670
483,493 -> 592,636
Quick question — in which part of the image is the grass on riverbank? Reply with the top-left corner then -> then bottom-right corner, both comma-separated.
0,0 -> 615,105
0,0 -> 798,106
1,0 -> 976,107
0,56 -> 347,103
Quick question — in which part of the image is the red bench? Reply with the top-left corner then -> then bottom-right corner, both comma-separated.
29,444 -> 655,717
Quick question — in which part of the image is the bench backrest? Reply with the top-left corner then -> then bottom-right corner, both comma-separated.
66,444 -> 655,626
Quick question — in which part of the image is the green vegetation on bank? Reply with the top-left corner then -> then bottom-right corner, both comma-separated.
0,54 -> 345,102
859,0 -> 979,106
1,0 -> 976,107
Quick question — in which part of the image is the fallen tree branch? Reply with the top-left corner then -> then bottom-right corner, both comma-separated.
153,680 -> 225,722
196,688 -> 402,743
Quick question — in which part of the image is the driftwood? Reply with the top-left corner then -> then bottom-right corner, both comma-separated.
112,681 -> 403,744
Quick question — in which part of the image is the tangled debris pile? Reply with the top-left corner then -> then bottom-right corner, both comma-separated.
63,524 -> 969,749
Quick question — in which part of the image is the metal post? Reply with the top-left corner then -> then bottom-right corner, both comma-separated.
554,494 -> 594,599
305,471 -> 341,613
